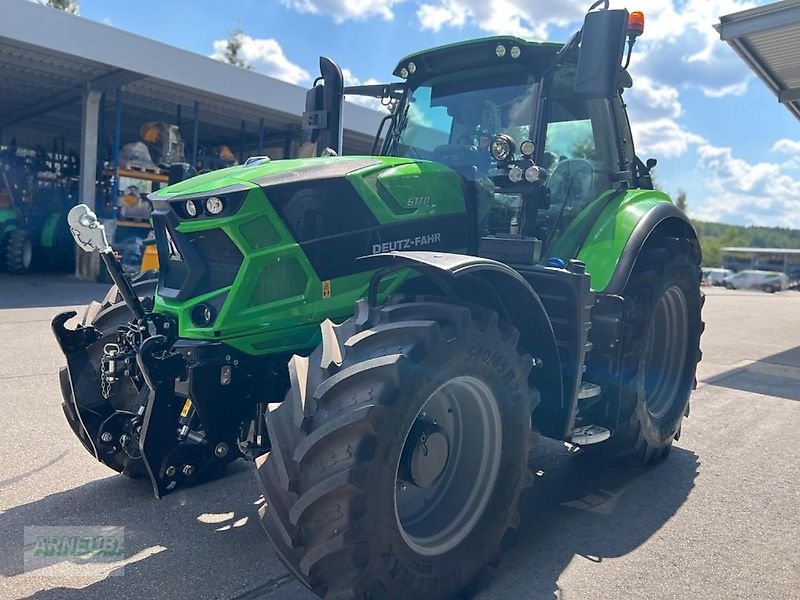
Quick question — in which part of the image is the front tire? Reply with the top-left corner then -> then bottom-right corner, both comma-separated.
256,298 -> 538,599
608,237 -> 703,464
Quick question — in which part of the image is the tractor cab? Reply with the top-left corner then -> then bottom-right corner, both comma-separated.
308,8 -> 649,269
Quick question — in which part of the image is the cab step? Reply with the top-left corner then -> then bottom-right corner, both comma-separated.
577,382 -> 602,400
570,425 -> 611,445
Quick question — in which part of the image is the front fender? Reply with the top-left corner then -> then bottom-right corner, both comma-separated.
359,251 -> 563,412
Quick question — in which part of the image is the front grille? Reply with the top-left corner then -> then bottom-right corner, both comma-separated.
152,211 -> 243,300
187,228 -> 243,296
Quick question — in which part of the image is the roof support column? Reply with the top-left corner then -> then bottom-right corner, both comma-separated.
79,85 -> 102,211
76,85 -> 102,280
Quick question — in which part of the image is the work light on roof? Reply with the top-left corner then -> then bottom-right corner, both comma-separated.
399,67 -> 409,79
185,200 -> 198,217
510,45 -> 521,59
495,44 -> 506,58
407,62 -> 417,74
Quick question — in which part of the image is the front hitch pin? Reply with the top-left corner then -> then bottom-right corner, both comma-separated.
67,204 -> 147,321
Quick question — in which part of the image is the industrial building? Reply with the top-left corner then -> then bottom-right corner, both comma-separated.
0,0 -> 382,277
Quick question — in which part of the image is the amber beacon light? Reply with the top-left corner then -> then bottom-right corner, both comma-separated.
628,11 -> 645,37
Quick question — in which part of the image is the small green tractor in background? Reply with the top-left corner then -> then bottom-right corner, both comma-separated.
1,148 -> 76,274
55,3 -> 703,598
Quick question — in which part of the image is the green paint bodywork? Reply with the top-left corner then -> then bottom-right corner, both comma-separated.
551,189 -> 675,292
152,155 -> 466,355
39,212 -> 62,248
0,208 -> 19,238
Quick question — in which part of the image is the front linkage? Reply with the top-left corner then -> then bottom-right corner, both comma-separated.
54,205 -> 268,497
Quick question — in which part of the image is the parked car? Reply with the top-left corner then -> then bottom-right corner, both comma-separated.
722,270 -> 788,293
702,267 -> 734,286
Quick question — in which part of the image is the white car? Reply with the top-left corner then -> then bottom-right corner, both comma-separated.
702,268 -> 733,286
722,270 -> 788,293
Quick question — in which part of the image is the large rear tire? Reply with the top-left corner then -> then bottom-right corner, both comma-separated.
608,236 -> 703,464
256,298 -> 538,599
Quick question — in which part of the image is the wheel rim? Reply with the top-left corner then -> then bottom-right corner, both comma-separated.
394,375 -> 502,557
643,285 -> 689,420
22,238 -> 33,269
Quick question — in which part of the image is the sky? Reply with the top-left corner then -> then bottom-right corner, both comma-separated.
71,0 -> 800,228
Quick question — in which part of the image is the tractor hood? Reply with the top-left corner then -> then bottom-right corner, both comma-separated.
152,156 -> 394,200
147,155 -> 470,353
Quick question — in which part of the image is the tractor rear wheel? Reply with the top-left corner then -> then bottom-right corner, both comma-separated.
6,228 -> 33,274
608,236 -> 703,464
256,298 -> 538,599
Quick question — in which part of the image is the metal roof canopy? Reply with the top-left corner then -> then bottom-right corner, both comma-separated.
721,247 -> 800,254
0,0 -> 383,155
717,0 -> 800,122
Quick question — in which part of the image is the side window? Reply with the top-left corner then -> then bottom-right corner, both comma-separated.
540,66 -> 618,244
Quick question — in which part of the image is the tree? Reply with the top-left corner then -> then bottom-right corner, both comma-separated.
674,190 -> 687,212
40,0 -> 78,13
223,29 -> 252,70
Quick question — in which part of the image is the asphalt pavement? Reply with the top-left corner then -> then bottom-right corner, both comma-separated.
0,274 -> 798,600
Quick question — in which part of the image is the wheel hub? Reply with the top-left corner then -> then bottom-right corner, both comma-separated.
394,375 -> 502,556
400,422 -> 450,488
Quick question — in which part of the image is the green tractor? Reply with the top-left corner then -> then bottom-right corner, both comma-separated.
55,4 -> 702,598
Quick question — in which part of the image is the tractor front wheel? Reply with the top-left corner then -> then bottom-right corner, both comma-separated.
256,299 -> 538,599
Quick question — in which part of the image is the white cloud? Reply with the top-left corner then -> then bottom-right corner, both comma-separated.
632,118 -> 706,159
772,139 -> 800,154
416,0 -> 584,39
692,144 -> 800,227
626,76 -> 683,120
342,68 -> 390,112
210,35 -> 310,85
282,0 -> 401,22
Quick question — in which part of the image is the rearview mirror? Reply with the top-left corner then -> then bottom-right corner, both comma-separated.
574,8 -> 629,97
302,57 -> 344,156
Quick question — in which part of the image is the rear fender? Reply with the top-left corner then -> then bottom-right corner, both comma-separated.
555,189 -> 697,293
359,251 -> 563,413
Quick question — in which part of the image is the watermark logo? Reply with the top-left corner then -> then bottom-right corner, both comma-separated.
24,526 -> 125,577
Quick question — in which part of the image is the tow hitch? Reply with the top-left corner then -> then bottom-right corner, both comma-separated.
52,205 -> 246,497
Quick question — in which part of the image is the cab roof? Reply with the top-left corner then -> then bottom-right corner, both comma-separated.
393,36 -> 563,81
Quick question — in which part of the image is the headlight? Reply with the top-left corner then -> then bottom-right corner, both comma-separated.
520,139 -> 535,157
490,134 -> 516,162
525,165 -> 547,183
508,165 -> 524,183
191,303 -> 215,327
185,201 -> 198,217
205,196 -> 224,215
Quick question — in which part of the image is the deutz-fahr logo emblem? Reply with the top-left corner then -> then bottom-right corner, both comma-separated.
164,229 -> 183,261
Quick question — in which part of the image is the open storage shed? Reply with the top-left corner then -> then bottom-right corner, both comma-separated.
717,0 -> 800,122
0,0 -> 383,277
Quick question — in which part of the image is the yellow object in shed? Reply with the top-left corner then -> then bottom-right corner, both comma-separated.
141,242 -> 159,272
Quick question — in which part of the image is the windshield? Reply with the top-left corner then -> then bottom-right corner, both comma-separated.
389,69 -> 538,164
385,68 -> 540,237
